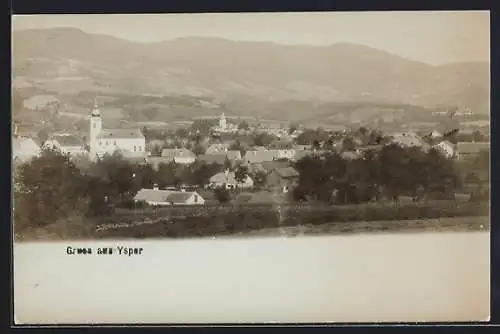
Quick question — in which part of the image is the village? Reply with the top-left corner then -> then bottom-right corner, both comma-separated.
12,97 -> 490,213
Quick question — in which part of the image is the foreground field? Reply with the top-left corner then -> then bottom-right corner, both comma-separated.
14,200 -> 489,241
230,216 -> 490,238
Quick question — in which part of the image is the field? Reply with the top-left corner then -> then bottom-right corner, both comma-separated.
230,216 -> 489,238
14,200 -> 489,241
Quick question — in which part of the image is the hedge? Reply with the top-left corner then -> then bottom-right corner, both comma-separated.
96,200 -> 489,239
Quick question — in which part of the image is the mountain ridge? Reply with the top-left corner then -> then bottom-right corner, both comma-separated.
12,27 -> 490,124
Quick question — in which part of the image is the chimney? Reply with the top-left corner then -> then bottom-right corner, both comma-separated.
153,183 -> 159,191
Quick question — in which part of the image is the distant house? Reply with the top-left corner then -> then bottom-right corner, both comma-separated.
244,150 -> 278,164
42,134 -> 88,157
225,150 -> 242,162
292,150 -> 314,161
206,142 -> 231,154
209,169 -> 254,189
433,140 -> 457,159
197,154 -> 228,166
430,130 -> 442,138
294,144 -> 310,151
12,137 -> 41,163
133,187 -> 205,206
145,157 -> 175,171
161,148 -> 196,164
390,132 -> 427,149
456,142 -> 490,160
196,190 -> 219,205
275,149 -> 296,160
269,138 -> 294,150
266,167 -> 300,193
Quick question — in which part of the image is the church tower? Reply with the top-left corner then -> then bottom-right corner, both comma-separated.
89,98 -> 102,155
219,112 -> 227,131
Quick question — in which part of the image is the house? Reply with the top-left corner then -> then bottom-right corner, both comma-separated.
274,149 -> 296,160
133,186 -> 205,206
430,130 -> 442,138
243,150 -> 279,164
197,154 -> 229,166
42,134 -> 88,157
208,169 -> 254,189
89,100 -> 145,160
269,138 -> 294,150
294,144 -> 310,151
12,137 -> 41,163
161,148 -> 196,164
266,167 -> 300,193
292,150 -> 314,161
390,132 -> 427,149
225,150 -> 242,162
206,142 -> 231,154
433,140 -> 457,159
196,190 -> 219,205
456,142 -> 490,160
145,157 -> 175,171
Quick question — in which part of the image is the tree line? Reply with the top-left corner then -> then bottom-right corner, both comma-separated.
293,144 -> 489,204
13,141 -> 489,234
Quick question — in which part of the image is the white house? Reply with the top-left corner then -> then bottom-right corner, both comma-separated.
206,142 -> 231,154
209,169 -> 254,189
390,132 -> 427,148
12,137 -> 41,163
89,100 -> 145,160
133,186 -> 205,206
430,130 -> 442,138
275,149 -> 295,160
243,150 -> 278,164
161,148 -> 196,164
42,135 -> 88,157
434,140 -> 457,159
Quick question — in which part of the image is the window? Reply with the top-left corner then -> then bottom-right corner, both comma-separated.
138,146 -> 142,151
134,145 -> 137,152
194,195 -> 198,203
99,141 -> 102,146
114,141 -> 117,145
93,123 -> 96,129
106,141 -> 109,146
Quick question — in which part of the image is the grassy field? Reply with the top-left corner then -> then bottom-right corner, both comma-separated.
14,201 -> 489,241
229,216 -> 490,238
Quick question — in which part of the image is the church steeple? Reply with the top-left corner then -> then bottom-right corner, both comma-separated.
89,97 -> 102,157
91,97 -> 100,117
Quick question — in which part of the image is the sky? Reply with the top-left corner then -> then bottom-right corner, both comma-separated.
12,11 -> 490,65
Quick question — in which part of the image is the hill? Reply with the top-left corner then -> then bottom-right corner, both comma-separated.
12,28 -> 490,129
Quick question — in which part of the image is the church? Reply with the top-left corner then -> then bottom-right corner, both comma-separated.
212,112 -> 238,133
89,100 -> 146,160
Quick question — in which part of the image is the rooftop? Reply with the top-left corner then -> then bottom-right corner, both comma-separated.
49,134 -> 83,147
134,189 -> 198,204
96,128 -> 144,140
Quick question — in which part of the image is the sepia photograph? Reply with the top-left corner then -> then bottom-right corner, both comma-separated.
12,11 -> 490,324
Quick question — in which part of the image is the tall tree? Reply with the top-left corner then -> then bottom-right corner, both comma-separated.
15,149 -> 87,231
